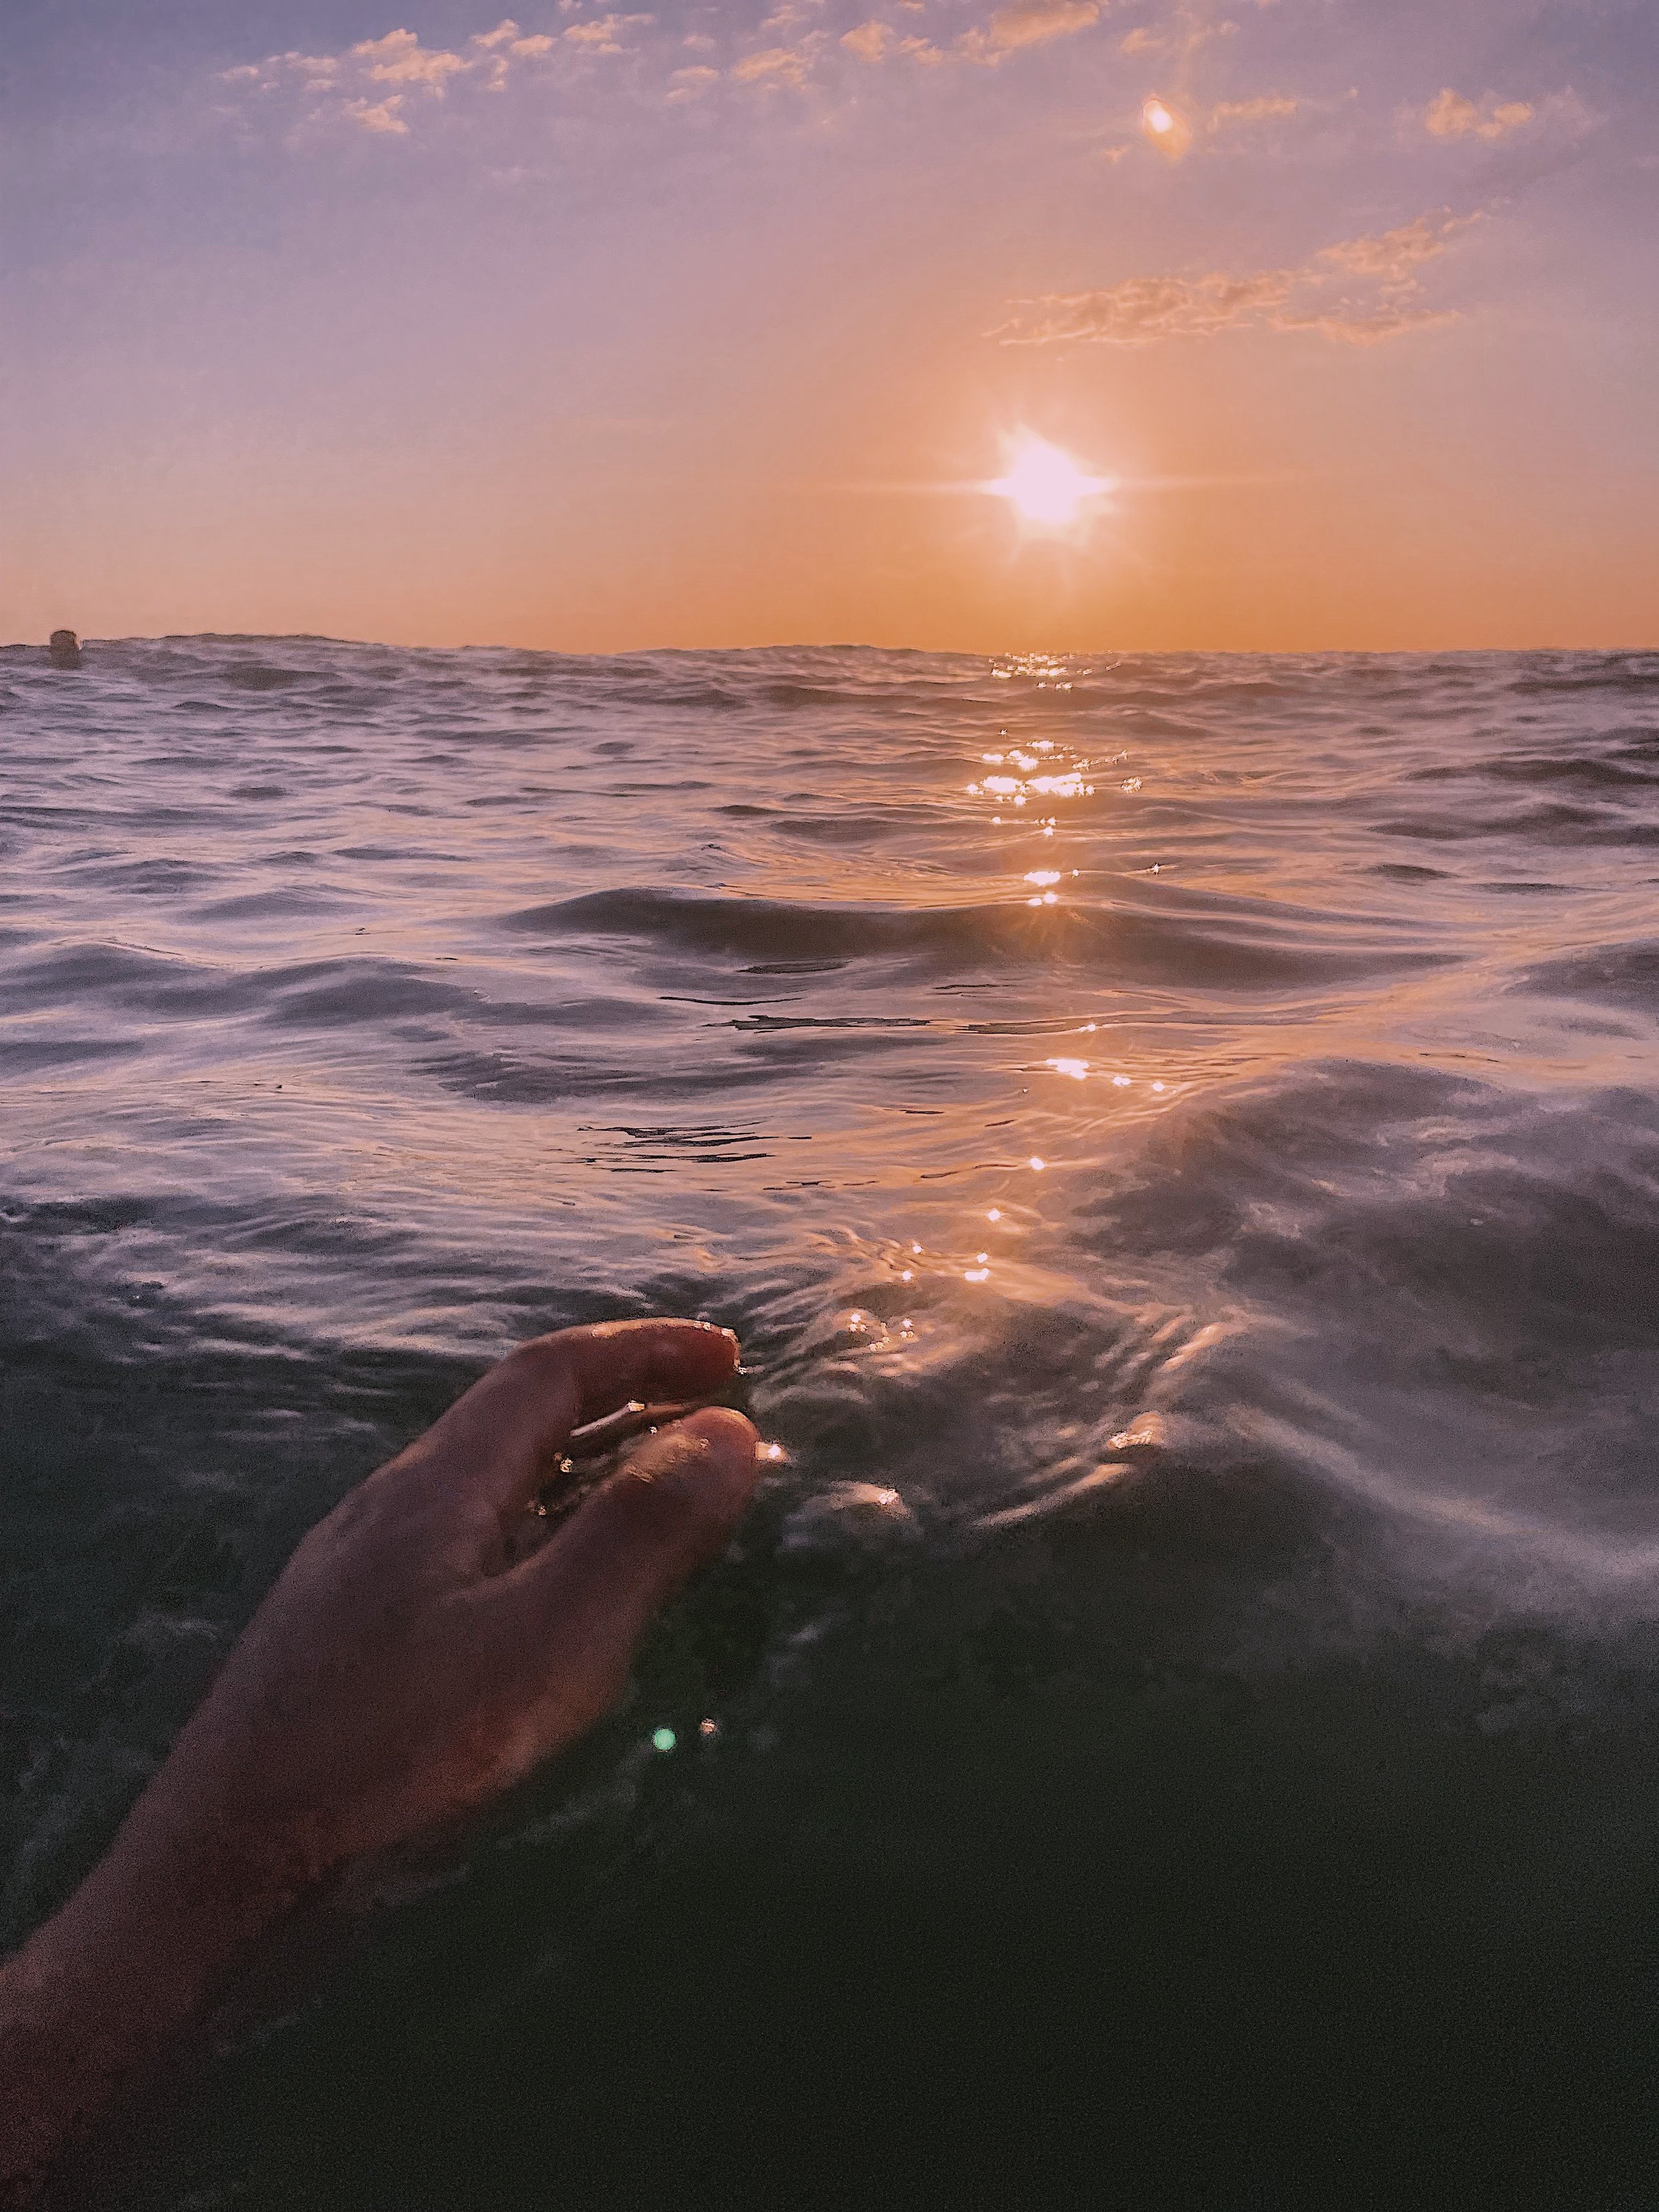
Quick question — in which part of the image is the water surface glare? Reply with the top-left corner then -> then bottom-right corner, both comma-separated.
6,638 -> 1659,2207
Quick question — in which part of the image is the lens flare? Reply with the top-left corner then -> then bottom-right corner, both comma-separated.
1141,94 -> 1192,155
983,434 -> 1114,528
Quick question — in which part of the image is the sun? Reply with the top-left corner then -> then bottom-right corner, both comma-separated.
984,434 -> 1114,528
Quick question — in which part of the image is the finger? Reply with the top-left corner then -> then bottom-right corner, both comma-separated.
496,1408 -> 762,1714
396,1319 -> 741,1520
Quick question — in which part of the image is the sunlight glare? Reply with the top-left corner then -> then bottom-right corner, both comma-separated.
984,434 -> 1114,529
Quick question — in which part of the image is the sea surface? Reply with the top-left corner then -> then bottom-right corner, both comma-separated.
5,636 -> 1659,2208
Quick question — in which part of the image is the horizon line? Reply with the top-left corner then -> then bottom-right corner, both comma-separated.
9,634 -> 1659,660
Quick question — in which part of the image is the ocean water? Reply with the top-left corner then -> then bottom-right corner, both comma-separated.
5,636 -> 1659,2208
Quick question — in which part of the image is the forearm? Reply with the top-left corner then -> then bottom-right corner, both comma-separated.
0,1808 -> 303,2206
0,1321 -> 757,2203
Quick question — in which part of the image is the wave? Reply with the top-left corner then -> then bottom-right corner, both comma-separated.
499,885 -> 1453,990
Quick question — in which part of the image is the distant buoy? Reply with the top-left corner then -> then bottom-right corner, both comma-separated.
48,629 -> 83,669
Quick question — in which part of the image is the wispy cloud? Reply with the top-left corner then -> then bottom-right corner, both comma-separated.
340,96 -> 411,134
666,62 -> 720,101
999,268 -> 1297,343
221,13 -> 651,133
1209,94 -> 1299,130
355,28 -> 472,90
841,20 -> 944,64
1420,87 -> 1535,142
992,212 -> 1481,346
733,42 -> 819,88
219,2 -> 1246,130
214,7 -> 1597,166
835,0 -> 1092,69
1411,84 -> 1595,177
1317,212 -> 1477,283
563,14 -> 654,55
959,0 -> 1102,64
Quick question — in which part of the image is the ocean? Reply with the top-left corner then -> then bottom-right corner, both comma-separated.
5,635 -> 1659,2207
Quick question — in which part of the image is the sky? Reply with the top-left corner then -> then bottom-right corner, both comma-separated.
5,0 -> 1657,651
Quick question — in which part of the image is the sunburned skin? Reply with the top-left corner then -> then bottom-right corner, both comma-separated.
0,1319 -> 763,2207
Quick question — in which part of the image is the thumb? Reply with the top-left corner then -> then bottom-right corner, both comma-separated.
504,1407 -> 763,1711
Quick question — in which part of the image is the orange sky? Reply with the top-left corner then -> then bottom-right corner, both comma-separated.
5,0 -> 1656,650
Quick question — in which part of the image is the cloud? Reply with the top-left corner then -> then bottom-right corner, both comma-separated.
221,49 -> 345,96
351,29 -> 470,92
1317,210 -> 1479,282
960,0 -> 1102,64
841,19 -> 944,63
341,95 -> 411,133
733,44 -> 813,86
1122,12 -> 1236,64
471,21 -> 554,92
842,20 -> 893,59
1277,304 -> 1458,343
1209,94 -> 1299,129
993,210 -> 1480,346
222,19 -> 567,133
666,62 -> 719,100
996,269 -> 1297,344
1421,87 -> 1534,142
1415,87 -> 1597,186
563,14 -> 653,53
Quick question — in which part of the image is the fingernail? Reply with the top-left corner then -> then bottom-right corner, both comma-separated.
665,1324 -> 740,1376
650,1408 -> 760,1514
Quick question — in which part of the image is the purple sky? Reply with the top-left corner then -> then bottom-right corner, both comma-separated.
6,0 -> 1656,648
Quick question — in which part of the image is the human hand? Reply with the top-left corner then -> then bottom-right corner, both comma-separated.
0,1319 -> 760,2202
127,1317 -> 758,1901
